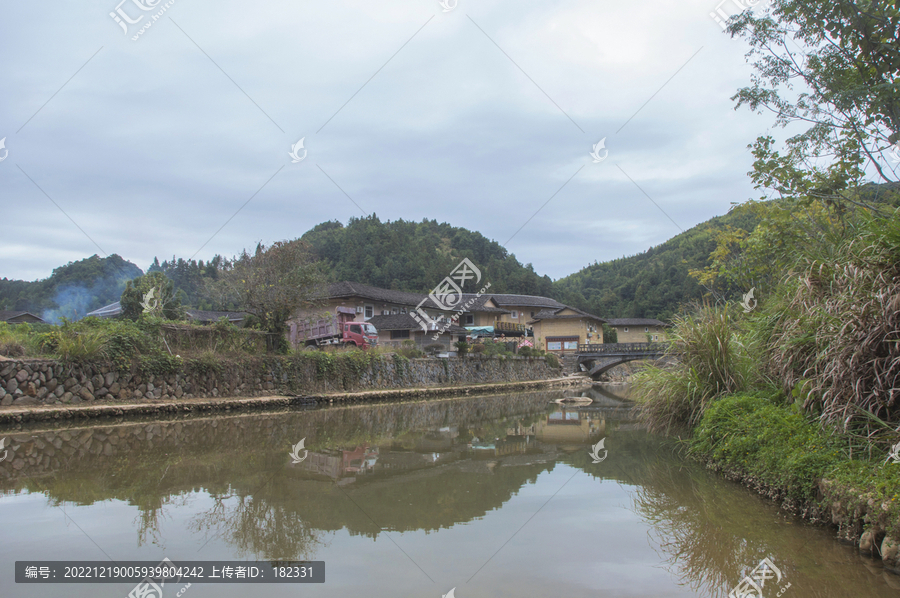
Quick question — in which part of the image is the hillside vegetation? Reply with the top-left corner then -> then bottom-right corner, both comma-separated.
301,215 -> 554,296
552,209 -> 760,320
0,254 -> 142,322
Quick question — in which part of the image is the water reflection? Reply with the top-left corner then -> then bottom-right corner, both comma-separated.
1,387 -> 898,597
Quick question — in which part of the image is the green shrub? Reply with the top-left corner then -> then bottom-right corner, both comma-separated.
395,340 -> 424,359
138,352 -> 181,376
632,306 -> 758,432
424,343 -> 445,356
471,343 -> 485,354
185,351 -> 223,376
518,346 -> 533,357
480,339 -> 513,356
39,322 -> 110,363
454,341 -> 469,356
545,353 -> 559,369
690,393 -> 842,505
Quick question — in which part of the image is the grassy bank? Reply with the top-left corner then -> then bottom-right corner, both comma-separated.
689,393 -> 900,548
631,203 -> 900,565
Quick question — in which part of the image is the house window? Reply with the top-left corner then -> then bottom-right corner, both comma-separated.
511,310 -> 518,319
391,308 -> 399,314
400,307 -> 407,314
465,315 -> 474,325
530,311 -> 534,317
624,327 -> 628,332
364,305 -> 373,319
390,330 -> 410,339
653,335 -> 658,341
382,310 -> 390,316
644,327 -> 649,332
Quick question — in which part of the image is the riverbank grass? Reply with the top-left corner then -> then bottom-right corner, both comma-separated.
690,393 -> 900,541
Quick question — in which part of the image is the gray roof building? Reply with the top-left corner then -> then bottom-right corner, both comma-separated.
0,310 -> 48,324
605,318 -> 669,327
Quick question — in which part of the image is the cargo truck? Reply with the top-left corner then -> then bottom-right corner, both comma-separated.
295,307 -> 378,349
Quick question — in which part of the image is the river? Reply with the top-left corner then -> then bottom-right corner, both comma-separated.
1,386 -> 898,597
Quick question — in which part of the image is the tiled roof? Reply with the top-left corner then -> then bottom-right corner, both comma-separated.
325,282 -> 445,310
527,305 -> 606,324
488,294 -> 565,309
606,318 -> 669,327
185,309 -> 248,322
85,301 -> 122,318
457,294 -> 510,313
367,314 -> 467,334
0,310 -> 47,323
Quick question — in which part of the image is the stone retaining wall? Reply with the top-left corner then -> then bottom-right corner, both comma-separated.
0,356 -> 556,407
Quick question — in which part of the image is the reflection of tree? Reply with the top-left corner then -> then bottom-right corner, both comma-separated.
190,492 -> 324,561
632,461 -> 751,597
4,389 -> 571,560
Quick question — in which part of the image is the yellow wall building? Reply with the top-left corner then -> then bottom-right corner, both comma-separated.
605,318 -> 669,343
528,306 -> 606,353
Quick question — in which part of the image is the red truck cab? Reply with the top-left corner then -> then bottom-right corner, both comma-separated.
344,322 -> 378,349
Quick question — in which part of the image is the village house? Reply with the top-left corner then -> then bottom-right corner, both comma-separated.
0,310 -> 48,325
456,293 -> 565,338
527,305 -> 607,354
605,318 -> 669,343
287,282 -> 465,350
84,301 -> 247,326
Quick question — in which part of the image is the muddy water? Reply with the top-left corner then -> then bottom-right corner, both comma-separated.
0,386 -> 897,597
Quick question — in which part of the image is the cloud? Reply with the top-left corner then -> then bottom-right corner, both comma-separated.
0,0 -> 773,282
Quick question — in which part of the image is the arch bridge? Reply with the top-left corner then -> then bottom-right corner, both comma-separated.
575,343 -> 671,379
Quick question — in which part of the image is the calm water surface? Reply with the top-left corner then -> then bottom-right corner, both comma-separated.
1,386 -> 898,597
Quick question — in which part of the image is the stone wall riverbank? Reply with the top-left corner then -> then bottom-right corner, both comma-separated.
0,355 -> 560,410
0,376 -> 588,426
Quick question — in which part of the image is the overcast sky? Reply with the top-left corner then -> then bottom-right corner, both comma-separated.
1,0 -> 776,282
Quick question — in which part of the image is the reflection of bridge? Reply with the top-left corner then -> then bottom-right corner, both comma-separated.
576,343 -> 671,379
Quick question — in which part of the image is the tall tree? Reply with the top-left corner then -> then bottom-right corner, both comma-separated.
120,272 -> 183,321
729,0 -> 900,209
214,240 -> 326,350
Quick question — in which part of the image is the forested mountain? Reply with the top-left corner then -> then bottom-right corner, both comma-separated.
301,216 -> 554,296
3,210 -> 770,324
146,255 -> 226,310
551,208 -> 761,321
0,254 -> 142,323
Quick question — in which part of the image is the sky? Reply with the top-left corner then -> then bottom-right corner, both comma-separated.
0,0 -> 776,282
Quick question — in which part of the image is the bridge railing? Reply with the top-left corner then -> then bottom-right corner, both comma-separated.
577,342 -> 671,354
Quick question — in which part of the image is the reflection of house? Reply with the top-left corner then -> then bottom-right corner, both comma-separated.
292,445 -> 379,480
414,428 -> 459,452
375,451 -> 447,471
605,318 -> 670,342
470,436 -> 528,457
0,310 -> 47,325
342,445 -> 378,474
528,306 -> 606,353
534,409 -> 605,444
294,450 -> 344,479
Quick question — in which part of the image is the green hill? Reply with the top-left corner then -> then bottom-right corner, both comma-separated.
551,209 -> 761,321
301,215 -> 554,296
2,211 -> 771,324
0,254 -> 143,323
